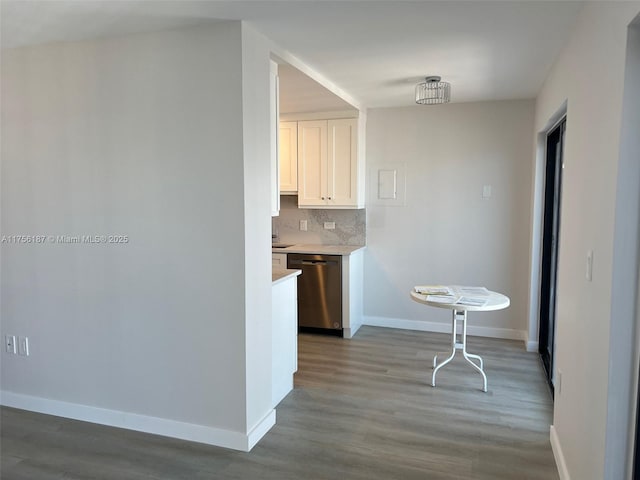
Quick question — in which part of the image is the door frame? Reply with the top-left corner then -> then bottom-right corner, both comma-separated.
617,18 -> 640,480
538,117 -> 566,393
525,102 -> 567,355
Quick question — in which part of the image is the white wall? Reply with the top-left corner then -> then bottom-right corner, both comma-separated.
1,22 -> 274,450
363,100 -> 534,340
533,3 -> 640,479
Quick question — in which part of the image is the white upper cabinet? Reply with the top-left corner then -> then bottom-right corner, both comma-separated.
270,60 -> 280,216
297,118 -> 362,208
279,121 -> 298,194
327,119 -> 358,206
297,120 -> 327,206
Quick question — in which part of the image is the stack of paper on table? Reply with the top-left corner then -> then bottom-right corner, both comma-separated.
425,294 -> 458,304
414,285 -> 490,307
457,286 -> 490,296
455,296 -> 489,307
414,285 -> 454,296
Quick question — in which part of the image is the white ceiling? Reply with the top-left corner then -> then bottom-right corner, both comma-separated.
1,1 -> 584,110
279,64 -> 355,114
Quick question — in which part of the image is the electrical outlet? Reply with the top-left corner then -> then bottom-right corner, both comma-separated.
18,336 -> 29,356
5,335 -> 16,354
324,222 -> 336,230
300,220 -> 307,231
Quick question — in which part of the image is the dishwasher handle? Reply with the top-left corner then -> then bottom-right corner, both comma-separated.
289,258 -> 340,267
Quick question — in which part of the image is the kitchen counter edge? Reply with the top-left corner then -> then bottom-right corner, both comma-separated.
271,244 -> 366,256
272,269 -> 302,285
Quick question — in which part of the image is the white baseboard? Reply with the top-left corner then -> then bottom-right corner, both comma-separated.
526,340 -> 539,352
247,409 -> 276,451
344,321 -> 362,339
1,390 -> 275,452
362,316 -> 525,342
550,425 -> 570,480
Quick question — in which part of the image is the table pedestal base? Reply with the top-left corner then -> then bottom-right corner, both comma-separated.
432,309 -> 487,392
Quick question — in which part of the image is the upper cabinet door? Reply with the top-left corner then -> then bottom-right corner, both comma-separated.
270,61 -> 280,216
279,122 -> 298,194
327,118 -> 358,207
297,120 -> 327,207
292,115 -> 363,209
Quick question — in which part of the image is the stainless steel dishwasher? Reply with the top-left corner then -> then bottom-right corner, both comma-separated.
287,253 -> 342,334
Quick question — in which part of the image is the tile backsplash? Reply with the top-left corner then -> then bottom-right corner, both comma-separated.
273,196 -> 366,246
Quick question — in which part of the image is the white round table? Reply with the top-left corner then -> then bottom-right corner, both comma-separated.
410,286 -> 510,392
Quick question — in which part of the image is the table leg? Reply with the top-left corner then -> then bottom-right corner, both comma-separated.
464,352 -> 483,370
431,313 -> 457,386
460,311 -> 487,392
433,351 -> 452,368
432,309 -> 488,392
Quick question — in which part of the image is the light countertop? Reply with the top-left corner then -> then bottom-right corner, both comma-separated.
272,269 -> 301,285
271,244 -> 365,256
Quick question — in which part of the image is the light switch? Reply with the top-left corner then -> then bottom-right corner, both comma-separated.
5,335 -> 16,354
482,185 -> 492,199
18,336 -> 29,356
556,370 -> 562,395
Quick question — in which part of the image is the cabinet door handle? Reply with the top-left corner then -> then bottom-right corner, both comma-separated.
321,197 -> 325,200
328,196 -> 332,200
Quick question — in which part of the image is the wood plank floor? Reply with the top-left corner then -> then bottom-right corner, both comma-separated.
1,326 -> 558,479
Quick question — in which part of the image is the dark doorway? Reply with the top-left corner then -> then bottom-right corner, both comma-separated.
539,117 -> 566,395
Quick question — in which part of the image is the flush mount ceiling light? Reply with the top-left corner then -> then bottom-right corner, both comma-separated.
415,76 -> 451,105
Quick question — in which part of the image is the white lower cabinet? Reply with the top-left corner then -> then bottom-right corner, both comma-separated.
272,274 -> 298,407
272,253 -> 287,269
341,249 -> 364,339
